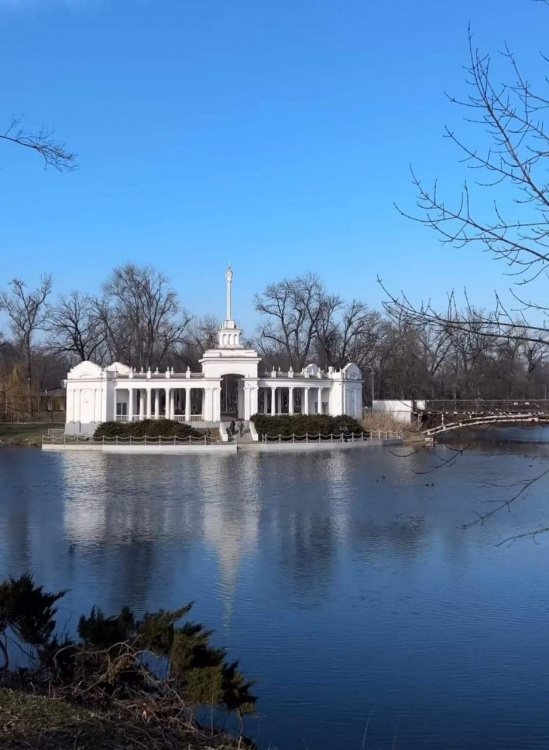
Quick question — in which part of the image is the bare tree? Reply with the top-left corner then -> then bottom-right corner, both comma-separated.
392,10 -> 549,342
1,117 -> 76,170
0,275 -> 53,412
388,4 -> 549,537
47,291 -> 105,363
254,273 -> 331,371
173,315 -> 220,370
316,299 -> 383,371
100,264 -> 191,370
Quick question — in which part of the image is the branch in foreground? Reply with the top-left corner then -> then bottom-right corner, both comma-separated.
1,118 -> 76,171
462,466 -> 549,530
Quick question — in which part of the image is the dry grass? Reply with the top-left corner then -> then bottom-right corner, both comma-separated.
361,412 -> 423,442
0,423 -> 59,447
0,685 -> 256,749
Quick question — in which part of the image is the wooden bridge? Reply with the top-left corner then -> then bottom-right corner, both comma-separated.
419,399 -> 549,439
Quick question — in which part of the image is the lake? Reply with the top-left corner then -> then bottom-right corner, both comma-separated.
2,442 -> 549,749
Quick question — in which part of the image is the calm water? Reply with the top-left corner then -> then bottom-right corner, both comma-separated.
2,443 -> 549,749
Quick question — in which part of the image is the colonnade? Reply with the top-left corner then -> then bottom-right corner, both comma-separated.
259,386 -> 325,416
116,384 -> 327,422
116,387 -> 203,422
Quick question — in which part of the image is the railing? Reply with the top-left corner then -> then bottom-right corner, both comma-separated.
115,415 -> 202,423
261,430 -> 402,443
47,427 -> 65,436
114,372 -> 205,379
423,412 -> 549,438
423,399 -> 549,414
42,434 -> 221,446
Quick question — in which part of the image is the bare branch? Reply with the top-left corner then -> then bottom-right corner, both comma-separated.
1,117 -> 76,171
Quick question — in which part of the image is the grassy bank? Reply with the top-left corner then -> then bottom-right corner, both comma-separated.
0,686 -> 248,749
361,412 -> 423,443
0,423 -> 63,447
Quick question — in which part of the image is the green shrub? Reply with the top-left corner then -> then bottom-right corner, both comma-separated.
94,419 -> 199,439
0,575 -> 256,718
250,414 -> 362,437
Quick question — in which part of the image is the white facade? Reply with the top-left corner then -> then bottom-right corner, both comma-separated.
64,268 -> 363,435
372,399 -> 425,424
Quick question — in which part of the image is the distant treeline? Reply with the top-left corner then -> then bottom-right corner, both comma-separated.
2,263 -> 549,419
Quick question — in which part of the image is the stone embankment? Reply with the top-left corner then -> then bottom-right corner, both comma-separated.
42,432 -> 403,453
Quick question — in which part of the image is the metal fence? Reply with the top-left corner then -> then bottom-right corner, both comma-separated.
42,434 -> 220,446
261,430 -> 402,443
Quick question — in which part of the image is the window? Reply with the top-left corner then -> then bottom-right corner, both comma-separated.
116,402 -> 128,416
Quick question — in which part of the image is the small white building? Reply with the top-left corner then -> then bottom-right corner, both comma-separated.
372,399 -> 425,424
64,268 -> 363,435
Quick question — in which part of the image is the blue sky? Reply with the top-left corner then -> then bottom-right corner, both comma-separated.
0,0 -> 547,328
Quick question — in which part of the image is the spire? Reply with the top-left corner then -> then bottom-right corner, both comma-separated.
225,264 -> 233,322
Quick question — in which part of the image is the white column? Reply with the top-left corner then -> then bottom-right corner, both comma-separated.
203,386 -> 211,421
250,386 -> 258,418
146,389 -> 151,419
289,387 -> 294,415
243,387 -> 249,420
185,388 -> 191,422
270,387 -> 276,416
237,381 -> 244,419
128,388 -> 133,422
304,387 -> 310,415
212,387 -> 221,422
318,387 -> 322,415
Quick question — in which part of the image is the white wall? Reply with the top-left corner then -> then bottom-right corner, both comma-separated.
372,400 -> 419,424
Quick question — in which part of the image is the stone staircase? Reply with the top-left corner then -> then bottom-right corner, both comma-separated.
220,420 -> 256,445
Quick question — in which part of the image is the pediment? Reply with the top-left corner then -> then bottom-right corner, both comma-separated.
343,363 -> 361,380
67,360 -> 102,379
105,362 -> 132,374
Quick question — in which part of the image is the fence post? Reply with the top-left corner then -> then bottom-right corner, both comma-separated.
330,433 -> 333,443
279,435 -> 281,444
116,436 -> 118,446
292,434 -> 295,443
306,433 -> 308,443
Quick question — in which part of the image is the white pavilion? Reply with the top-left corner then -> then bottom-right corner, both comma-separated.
64,268 -> 363,435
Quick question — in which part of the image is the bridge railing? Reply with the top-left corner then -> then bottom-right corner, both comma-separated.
422,399 -> 549,414
423,412 -> 549,437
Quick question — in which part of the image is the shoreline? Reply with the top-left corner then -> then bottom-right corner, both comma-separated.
0,684 -> 252,750
42,437 -> 403,453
